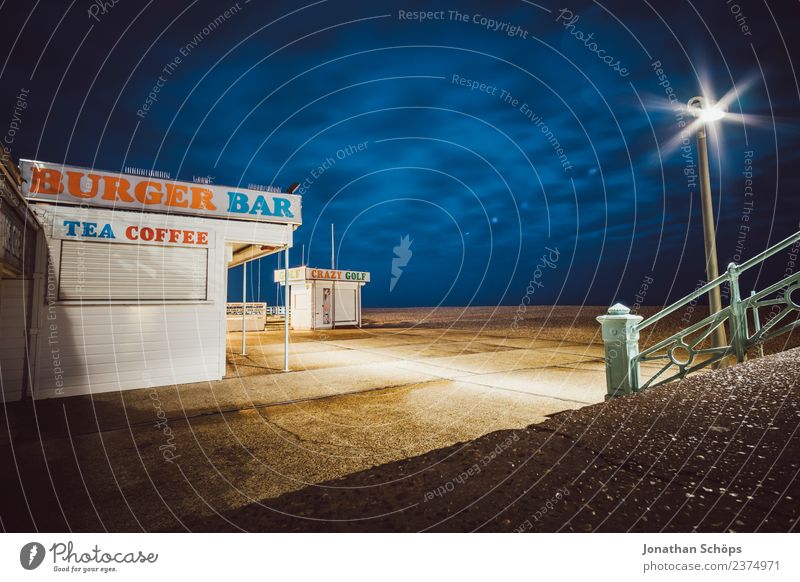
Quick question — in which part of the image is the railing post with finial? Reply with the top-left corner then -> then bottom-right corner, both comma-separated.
597,303 -> 643,399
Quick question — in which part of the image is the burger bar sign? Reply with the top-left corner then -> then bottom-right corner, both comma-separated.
19,160 -> 302,225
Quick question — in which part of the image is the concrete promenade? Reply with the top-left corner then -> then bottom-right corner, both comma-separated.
1,323 -> 613,531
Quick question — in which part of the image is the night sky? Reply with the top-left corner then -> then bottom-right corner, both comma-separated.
2,0 -> 798,308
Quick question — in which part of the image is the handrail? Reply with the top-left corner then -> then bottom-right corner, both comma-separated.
637,230 -> 800,331
597,230 -> 800,398
736,230 -> 800,273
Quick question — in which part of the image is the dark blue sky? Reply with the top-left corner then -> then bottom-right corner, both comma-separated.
2,0 -> 798,307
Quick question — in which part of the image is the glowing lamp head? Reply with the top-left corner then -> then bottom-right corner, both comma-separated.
688,96 -> 726,123
698,106 -> 726,122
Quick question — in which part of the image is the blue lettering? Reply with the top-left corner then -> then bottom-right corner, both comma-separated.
63,220 -> 81,236
227,191 -> 249,213
250,196 -> 273,216
227,192 -> 294,219
274,197 -> 294,218
82,222 -> 98,237
98,224 -> 116,239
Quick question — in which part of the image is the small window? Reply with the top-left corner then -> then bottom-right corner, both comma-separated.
58,240 -> 208,301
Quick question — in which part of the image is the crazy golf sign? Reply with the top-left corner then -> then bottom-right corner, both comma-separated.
20,160 -> 302,225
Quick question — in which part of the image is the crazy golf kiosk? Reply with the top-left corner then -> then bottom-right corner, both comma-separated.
18,159 -> 301,400
275,267 -> 370,330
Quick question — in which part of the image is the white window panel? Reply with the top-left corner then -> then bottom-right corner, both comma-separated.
59,240 -> 208,301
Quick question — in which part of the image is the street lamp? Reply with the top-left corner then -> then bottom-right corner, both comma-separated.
687,95 -> 727,350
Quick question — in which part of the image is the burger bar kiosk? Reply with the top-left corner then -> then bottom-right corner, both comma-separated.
8,159 -> 301,400
275,266 -> 369,330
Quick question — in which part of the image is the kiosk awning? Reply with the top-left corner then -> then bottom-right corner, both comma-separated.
228,242 -> 284,268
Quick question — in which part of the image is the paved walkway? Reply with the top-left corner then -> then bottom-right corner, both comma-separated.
185,347 -> 800,533
1,326 -> 616,532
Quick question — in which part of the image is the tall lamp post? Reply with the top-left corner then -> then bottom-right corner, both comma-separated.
687,95 -> 727,349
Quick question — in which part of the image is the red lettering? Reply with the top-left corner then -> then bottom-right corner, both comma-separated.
164,184 -> 189,207
101,177 -> 134,202
189,186 -> 217,210
134,180 -> 162,205
30,167 -> 63,195
66,171 -> 100,198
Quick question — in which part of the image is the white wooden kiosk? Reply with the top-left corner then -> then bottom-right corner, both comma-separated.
275,267 -> 369,330
18,159 -> 301,399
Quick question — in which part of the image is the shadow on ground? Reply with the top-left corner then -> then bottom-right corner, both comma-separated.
180,348 -> 800,532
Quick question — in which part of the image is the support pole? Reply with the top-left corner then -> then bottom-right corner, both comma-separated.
276,252 -> 280,308
727,262 -> 748,362
696,122 -> 727,350
751,290 -> 765,358
241,262 -> 247,355
330,224 -> 335,329
283,245 -> 290,372
597,304 -> 643,398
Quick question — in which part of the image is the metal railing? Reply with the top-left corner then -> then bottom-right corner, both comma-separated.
597,230 -> 800,398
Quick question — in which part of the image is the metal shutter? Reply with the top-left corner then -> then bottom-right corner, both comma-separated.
59,240 -> 208,300
334,287 -> 357,324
